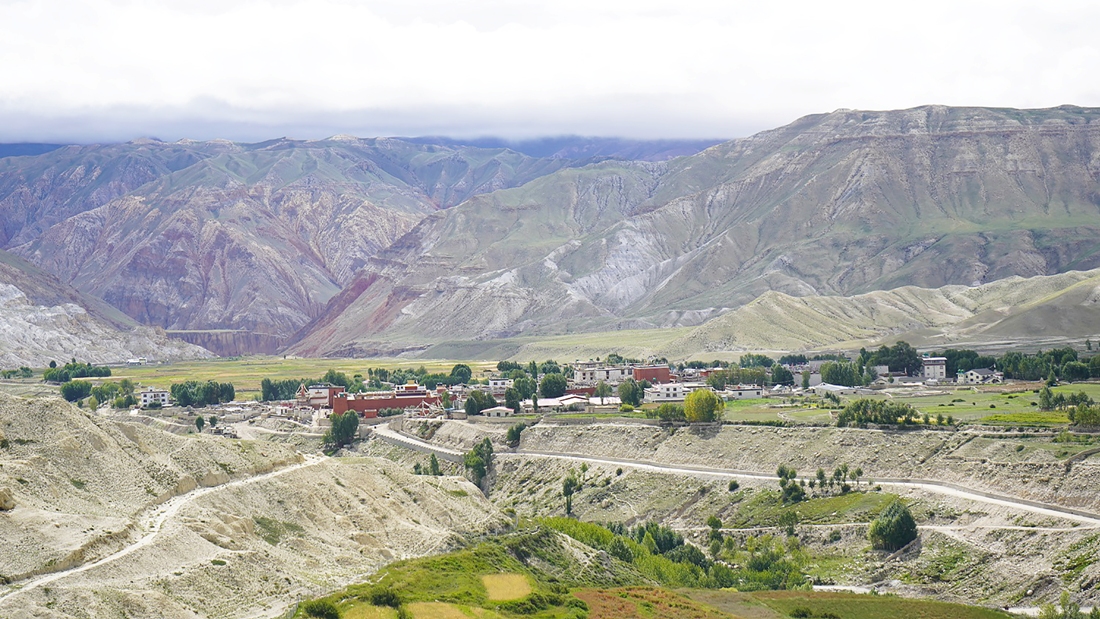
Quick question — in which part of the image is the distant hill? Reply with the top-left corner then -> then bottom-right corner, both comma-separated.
0,248 -> 210,367
0,143 -> 66,159
289,105 -> 1100,357
403,136 -> 722,161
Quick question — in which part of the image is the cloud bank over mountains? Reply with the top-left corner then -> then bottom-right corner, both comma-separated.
1,0 -> 1099,142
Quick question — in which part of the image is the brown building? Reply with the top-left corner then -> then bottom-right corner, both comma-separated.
632,365 -> 671,384
332,382 -> 442,417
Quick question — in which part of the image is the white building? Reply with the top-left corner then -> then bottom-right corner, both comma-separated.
722,385 -> 763,400
922,357 -> 948,381
572,365 -> 628,385
958,368 -> 1003,384
487,378 -> 514,396
645,382 -> 707,402
139,388 -> 169,408
481,405 -> 515,417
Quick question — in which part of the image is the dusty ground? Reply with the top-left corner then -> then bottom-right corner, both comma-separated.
0,396 -> 508,619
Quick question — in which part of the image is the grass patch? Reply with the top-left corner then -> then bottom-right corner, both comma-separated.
69,478 -> 86,490
481,573 -> 532,601
981,412 -> 1071,425
749,590 -> 1013,619
730,489 -> 897,527
253,516 -> 304,545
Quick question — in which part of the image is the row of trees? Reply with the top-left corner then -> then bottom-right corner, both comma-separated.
44,359 -> 111,383
0,367 -> 33,379
836,398 -> 944,427
170,381 -> 235,407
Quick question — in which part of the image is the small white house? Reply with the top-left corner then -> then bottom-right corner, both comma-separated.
958,368 -> 1003,384
481,405 -> 515,418
139,387 -> 169,408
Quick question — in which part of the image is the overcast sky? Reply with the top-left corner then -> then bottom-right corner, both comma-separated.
1,0 -> 1098,143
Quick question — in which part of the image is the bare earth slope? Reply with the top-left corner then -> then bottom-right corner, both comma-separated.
0,395 -> 506,619
290,105 -> 1100,356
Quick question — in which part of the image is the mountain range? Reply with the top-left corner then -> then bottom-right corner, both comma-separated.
287,105 -> 1100,357
3,106 -> 1100,359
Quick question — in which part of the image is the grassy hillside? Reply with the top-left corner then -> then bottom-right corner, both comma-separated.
293,526 -> 1014,619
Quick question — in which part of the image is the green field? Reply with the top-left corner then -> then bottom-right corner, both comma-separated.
114,356 -> 498,396
857,383 -> 1100,426
689,590 -> 1014,619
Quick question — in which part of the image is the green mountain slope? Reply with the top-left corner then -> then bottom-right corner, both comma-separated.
290,105 -> 1100,356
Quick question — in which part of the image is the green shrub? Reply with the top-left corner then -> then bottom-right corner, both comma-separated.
368,587 -> 400,608
301,599 -> 339,619
868,500 -> 918,551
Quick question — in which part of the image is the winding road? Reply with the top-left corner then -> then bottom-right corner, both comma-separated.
0,454 -> 325,606
370,425 -> 1100,526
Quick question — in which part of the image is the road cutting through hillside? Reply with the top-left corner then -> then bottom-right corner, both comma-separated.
371,425 -> 1100,527
0,453 -> 325,605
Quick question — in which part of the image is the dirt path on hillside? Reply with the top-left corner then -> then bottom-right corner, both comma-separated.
0,453 -> 325,605
372,425 -> 1100,526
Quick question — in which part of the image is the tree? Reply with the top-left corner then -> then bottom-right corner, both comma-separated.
539,373 -> 568,398
209,415 -> 218,427
450,363 -> 473,384
464,438 -> 494,489
618,378 -> 643,407
513,376 -> 537,401
59,380 -> 92,402
1039,386 -> 1055,411
195,416 -> 205,432
429,453 -> 442,476
464,390 -> 497,415
593,380 -> 613,404
505,422 -> 526,447
770,365 -> 794,386
820,361 -> 863,387
801,370 -> 810,390
868,500 -> 918,551
1062,361 -> 1091,382
326,411 -> 359,449
684,389 -> 722,422
562,474 -> 579,514
504,387 -> 521,414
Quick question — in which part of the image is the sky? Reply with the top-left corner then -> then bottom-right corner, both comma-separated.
1,0 -> 1099,143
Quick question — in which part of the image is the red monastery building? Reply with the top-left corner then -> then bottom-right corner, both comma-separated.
333,382 -> 442,418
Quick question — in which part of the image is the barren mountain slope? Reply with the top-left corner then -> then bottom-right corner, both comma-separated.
0,396 -> 506,619
0,249 -> 211,366
6,138 -> 584,348
290,105 -> 1100,356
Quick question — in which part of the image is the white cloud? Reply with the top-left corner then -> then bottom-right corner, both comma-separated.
0,0 -> 1097,141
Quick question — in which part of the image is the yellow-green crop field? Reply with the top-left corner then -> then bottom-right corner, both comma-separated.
113,356 -> 499,396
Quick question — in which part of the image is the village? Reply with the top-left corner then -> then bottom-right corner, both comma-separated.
97,349 -> 1019,442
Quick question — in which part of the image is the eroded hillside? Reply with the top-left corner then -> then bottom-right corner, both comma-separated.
0,396 -> 507,618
